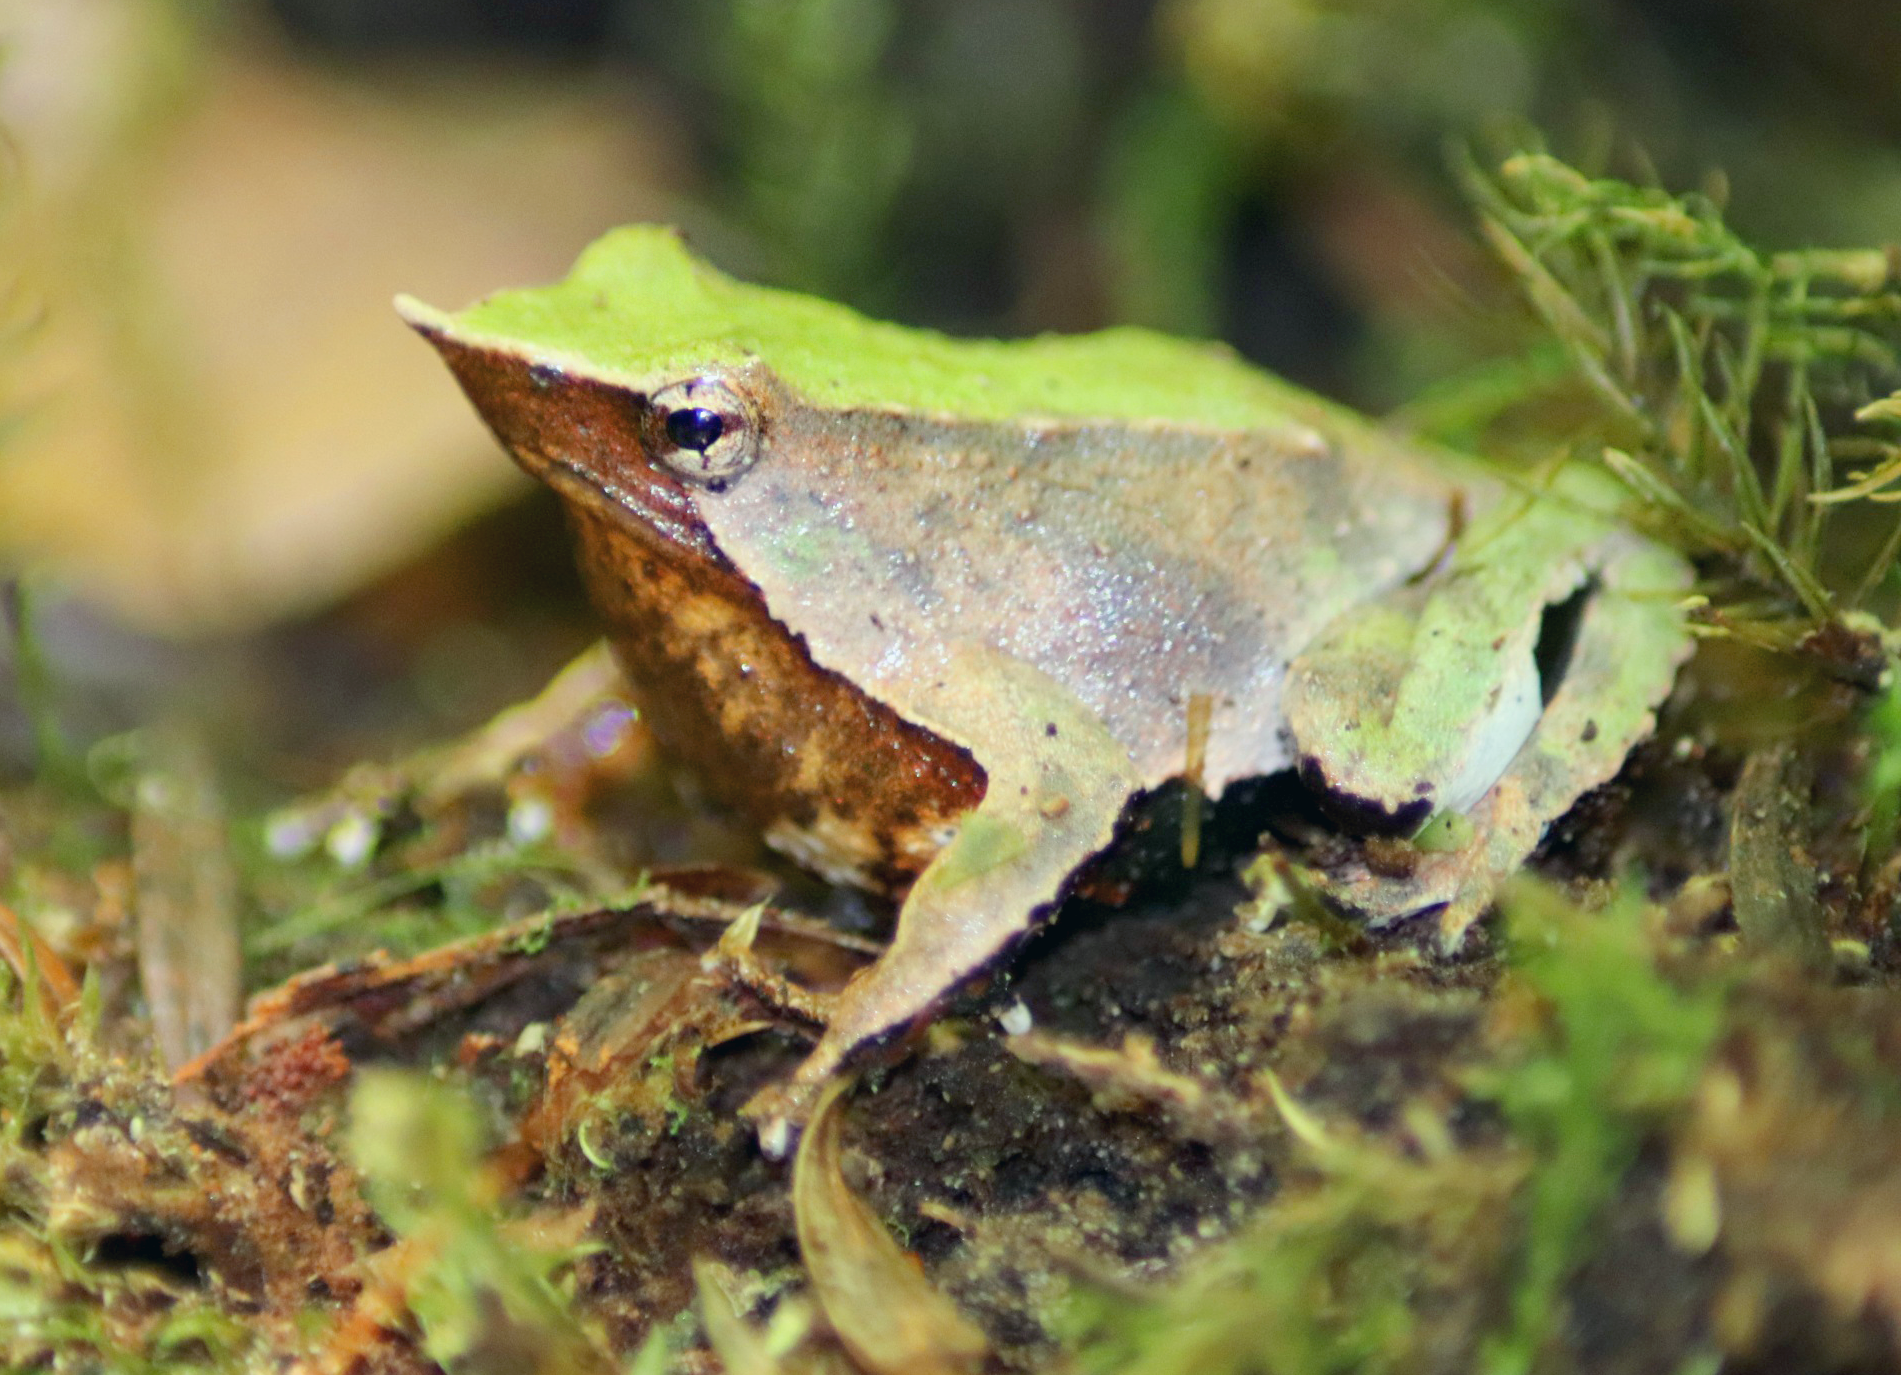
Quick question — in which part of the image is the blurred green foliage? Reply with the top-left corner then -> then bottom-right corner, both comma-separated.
349,1069 -> 620,1373
691,0 -> 914,298
1457,152 -> 1901,628
1476,882 -> 1727,1375
623,0 -> 1901,411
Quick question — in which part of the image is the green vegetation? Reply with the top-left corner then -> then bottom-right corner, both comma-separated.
248,833 -> 626,968
1478,883 -> 1727,1374
3,578 -> 87,795
0,966 -> 258,1372
347,1070 -> 619,1373
1459,152 -> 1901,632
1062,1093 -> 1505,1375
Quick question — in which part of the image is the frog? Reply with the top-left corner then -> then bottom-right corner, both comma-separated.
396,226 -> 1691,1135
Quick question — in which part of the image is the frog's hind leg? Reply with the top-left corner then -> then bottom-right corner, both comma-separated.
1309,525 -> 1691,948
743,645 -> 1140,1145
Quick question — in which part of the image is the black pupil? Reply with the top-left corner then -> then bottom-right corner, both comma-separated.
666,407 -> 725,452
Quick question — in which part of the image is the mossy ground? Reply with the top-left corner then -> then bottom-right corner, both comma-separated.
6,154 -> 1901,1373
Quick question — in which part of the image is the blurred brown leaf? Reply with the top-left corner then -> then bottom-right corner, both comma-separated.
2,19 -> 681,631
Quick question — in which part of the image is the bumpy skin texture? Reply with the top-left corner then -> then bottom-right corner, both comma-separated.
402,228 -> 1691,1127
426,337 -> 984,894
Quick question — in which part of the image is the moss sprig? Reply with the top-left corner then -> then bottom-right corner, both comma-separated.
1463,151 -> 1901,634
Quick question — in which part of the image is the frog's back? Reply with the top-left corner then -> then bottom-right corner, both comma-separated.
695,395 -> 1463,797
415,226 -> 1476,797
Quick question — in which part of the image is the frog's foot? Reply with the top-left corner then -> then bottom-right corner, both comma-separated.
1305,527 -> 1691,949
739,840 -> 1084,1155
412,639 -> 638,812
742,645 -> 1140,1151
262,641 -> 639,865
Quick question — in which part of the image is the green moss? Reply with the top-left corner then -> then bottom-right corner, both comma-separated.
347,1069 -> 619,1373
2,579 -> 86,794
0,963 -> 68,1144
1476,881 -> 1727,1375
1061,882 -> 1728,1375
1061,1073 -> 1510,1375
249,836 -> 610,971
0,975 -> 264,1372
1460,151 -> 1901,626
1862,673 -> 1901,862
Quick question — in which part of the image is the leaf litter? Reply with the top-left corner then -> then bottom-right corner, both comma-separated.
7,150 -> 1901,1374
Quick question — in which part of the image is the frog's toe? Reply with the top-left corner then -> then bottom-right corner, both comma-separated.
740,1082 -> 810,1159
739,1029 -> 870,1156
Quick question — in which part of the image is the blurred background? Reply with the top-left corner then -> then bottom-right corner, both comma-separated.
3,0 -> 1899,785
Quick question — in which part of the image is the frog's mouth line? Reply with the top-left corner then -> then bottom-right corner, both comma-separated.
528,447 -> 734,571
524,446 -> 638,517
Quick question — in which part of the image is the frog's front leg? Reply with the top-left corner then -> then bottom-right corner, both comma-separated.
1284,469 -> 1691,945
744,645 -> 1139,1144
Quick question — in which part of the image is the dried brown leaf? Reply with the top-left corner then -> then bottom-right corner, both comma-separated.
1,38 -> 678,630
0,898 -> 80,1020
131,728 -> 241,1069
792,1082 -> 988,1375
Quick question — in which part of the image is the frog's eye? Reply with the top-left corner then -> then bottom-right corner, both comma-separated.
648,378 -> 760,489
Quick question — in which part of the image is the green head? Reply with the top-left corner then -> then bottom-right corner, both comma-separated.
397,224 -> 1326,431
